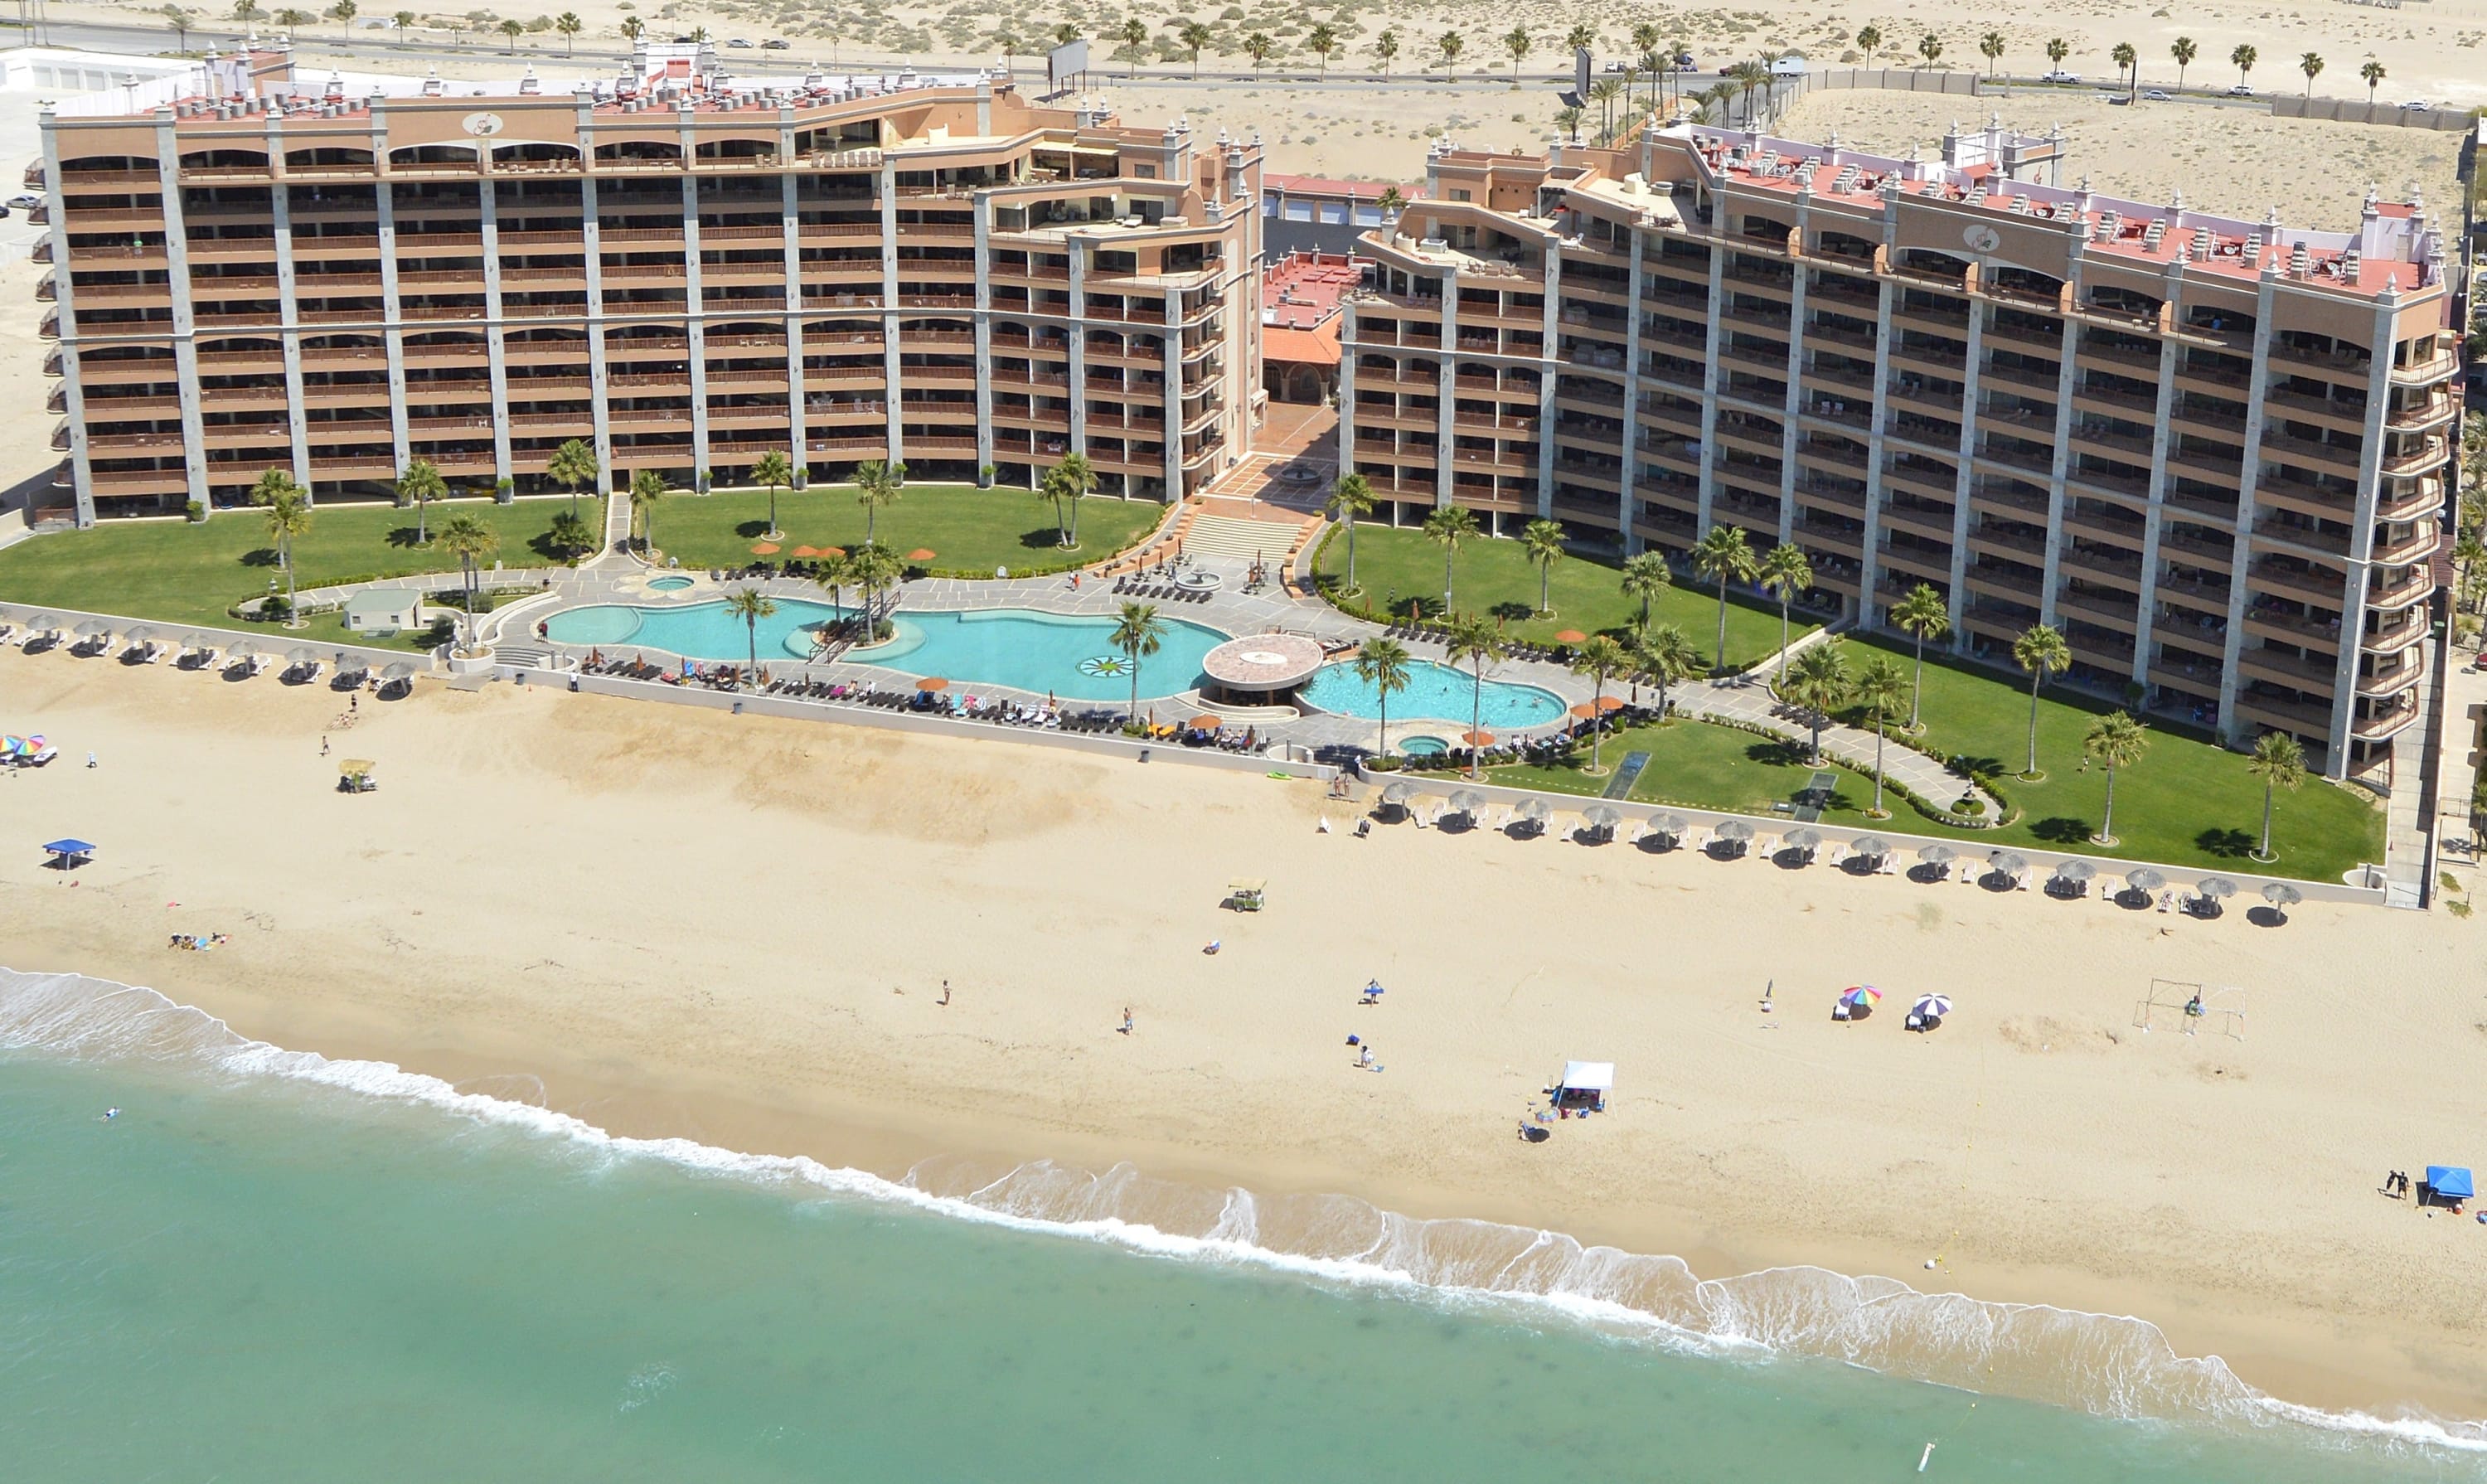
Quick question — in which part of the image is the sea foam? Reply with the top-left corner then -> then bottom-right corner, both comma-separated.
2,962 -> 2478,1456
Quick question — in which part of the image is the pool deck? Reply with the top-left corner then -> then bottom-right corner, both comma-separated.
482,533 -> 1987,809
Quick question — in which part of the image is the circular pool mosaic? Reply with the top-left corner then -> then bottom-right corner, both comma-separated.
1079,655 -> 1133,677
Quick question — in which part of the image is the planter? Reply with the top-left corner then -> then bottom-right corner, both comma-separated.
444,646 -> 497,676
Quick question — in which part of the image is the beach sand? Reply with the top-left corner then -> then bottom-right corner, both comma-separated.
5,647 -> 2486,1425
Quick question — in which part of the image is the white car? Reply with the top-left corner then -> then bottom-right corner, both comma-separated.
2041,70 -> 2079,84
2402,99 -> 2431,112
2225,83 -> 2253,97
726,36 -> 752,48
6,192 -> 37,210
2143,88 -> 2171,101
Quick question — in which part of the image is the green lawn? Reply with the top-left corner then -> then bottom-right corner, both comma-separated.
1314,521 -> 1808,668
1493,717 -> 1883,824
1825,634 -> 2383,880
645,483 -> 1165,576
0,498 -> 581,637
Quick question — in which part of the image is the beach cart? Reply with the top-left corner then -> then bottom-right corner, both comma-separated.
1225,878 -> 1266,912
338,759 -> 380,793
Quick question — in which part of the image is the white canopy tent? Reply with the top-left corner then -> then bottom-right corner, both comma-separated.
1554,1060 -> 1615,1112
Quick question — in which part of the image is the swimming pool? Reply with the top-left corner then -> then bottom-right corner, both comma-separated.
1398,735 -> 1450,757
544,600 -> 1231,702
646,575 -> 695,592
1298,659 -> 1566,729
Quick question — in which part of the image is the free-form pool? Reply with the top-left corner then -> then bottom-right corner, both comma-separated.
1298,659 -> 1566,729
544,600 -> 1230,702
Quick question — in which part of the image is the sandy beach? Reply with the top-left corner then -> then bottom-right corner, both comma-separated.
4,646 -> 2485,1426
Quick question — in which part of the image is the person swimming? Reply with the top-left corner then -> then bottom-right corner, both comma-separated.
100,1108 -> 119,1120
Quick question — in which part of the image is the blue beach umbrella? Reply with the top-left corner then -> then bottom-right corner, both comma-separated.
41,838 -> 97,867
2426,1166 -> 2474,1201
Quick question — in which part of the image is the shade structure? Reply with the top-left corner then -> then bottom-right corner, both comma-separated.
1714,818 -> 1754,842
2262,881 -> 2303,908
1554,629 -> 1588,643
1559,1060 -> 1615,1092
1460,729 -> 1496,746
1912,992 -> 1953,1017
338,759 -> 377,776
1784,827 -> 1822,852
1568,701 -> 1597,720
2426,1166 -> 2475,1200
1595,695 -> 1626,712
1848,835 -> 1892,861
380,662 -> 415,683
286,645 -> 322,667
749,541 -> 782,555
227,639 -> 260,659
915,677 -> 951,691
1917,843 -> 1957,866
73,619 -> 111,638
41,838 -> 96,865
2194,876 -> 2237,900
1987,851 -> 2028,877
1188,714 -> 1222,730
182,633 -> 216,654
2051,859 -> 2096,883
1648,812 -> 1689,840
906,549 -> 938,562
27,613 -> 60,633
1840,985 -> 1881,1006
1514,797 -> 1552,824
1380,779 -> 1416,807
333,654 -> 370,678
124,626 -> 159,647
790,546 -> 821,558
1204,632 -> 1326,694
1446,789 -> 1486,818
1582,803 -> 1622,835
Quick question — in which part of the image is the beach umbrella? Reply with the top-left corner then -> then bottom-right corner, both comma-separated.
1514,797 -> 1552,827
40,837 -> 96,866
1785,827 -> 1822,856
1554,629 -> 1588,643
1912,992 -> 1952,1018
381,661 -> 415,683
1190,714 -> 1222,730
1840,985 -> 1881,1006
2261,881 -> 2302,909
182,633 -> 216,656
1568,701 -> 1598,720
2123,866 -> 2165,895
74,619 -> 111,638
2195,876 -> 2237,901
749,541 -> 782,555
1714,817 -> 1754,843
333,653 -> 370,679
1461,729 -> 1496,747
338,758 -> 377,777
1447,788 -> 1486,819
227,639 -> 259,658
2426,1166 -> 2475,1202
27,612 -> 60,635
1917,843 -> 1956,866
286,644 -> 321,667
0,735 -> 22,758
1380,779 -> 1416,808
2051,859 -> 2095,885
915,677 -> 951,691
906,548 -> 938,562
124,625 -> 158,648
1581,805 -> 1623,840
791,546 -> 821,558
1987,851 -> 2028,878
1648,812 -> 1689,840
1849,835 -> 1891,861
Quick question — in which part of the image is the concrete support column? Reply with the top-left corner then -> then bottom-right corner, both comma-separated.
39,111 -> 95,526
1162,286 -> 1183,500
376,175 -> 410,478
577,155 -> 613,492
2124,270 -> 2185,694
680,160 -> 710,481
1534,245 -> 1560,520
879,158 -> 903,466
1337,300 -> 1360,491
478,176 -> 514,490
154,113 -> 209,516
264,114 -> 312,498
1065,239 -> 1087,463
1433,270 -> 1457,507
1942,303 -> 1985,648
2325,308 -> 2400,775
1777,248 -> 1806,546
1618,225 -> 1645,548
2037,258 -> 2085,636
970,193 -> 992,482
783,167 -> 807,475
1694,245 -> 1725,534
2217,271 -> 2282,744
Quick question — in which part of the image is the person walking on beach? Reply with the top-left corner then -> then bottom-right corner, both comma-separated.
1119,1007 -> 1133,1036
938,980 -> 951,1007
320,735 -> 330,757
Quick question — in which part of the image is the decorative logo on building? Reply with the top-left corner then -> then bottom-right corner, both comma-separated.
1962,224 -> 2002,254
462,112 -> 507,138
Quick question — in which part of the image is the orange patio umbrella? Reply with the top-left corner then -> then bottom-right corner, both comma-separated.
1568,702 -> 1598,720
1554,629 -> 1588,643
916,677 -> 951,691
1190,715 -> 1222,730
906,549 -> 938,562
1593,696 -> 1626,712
791,545 -> 822,558
1461,729 -> 1496,746
750,541 -> 781,555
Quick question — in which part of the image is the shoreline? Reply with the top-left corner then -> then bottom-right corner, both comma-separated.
6,652 -> 2486,1428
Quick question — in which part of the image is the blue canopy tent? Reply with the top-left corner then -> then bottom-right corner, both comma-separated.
41,837 -> 96,869
2423,1166 -> 2474,1208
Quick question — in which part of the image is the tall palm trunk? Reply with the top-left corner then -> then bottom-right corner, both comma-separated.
2258,780 -> 2276,859
2025,672 -> 2043,774
1590,681 -> 1607,772
745,617 -> 758,688
1776,595 -> 1791,682
1909,635 -> 1925,729
1127,649 -> 1142,721
1377,691 -> 1389,757
1714,588 -> 1728,670
1345,521 -> 1359,591
1871,714 -> 1887,813
1468,661 -> 1486,779
1069,495 -> 1081,548
2102,761 -> 2120,840
1443,547 -> 1455,612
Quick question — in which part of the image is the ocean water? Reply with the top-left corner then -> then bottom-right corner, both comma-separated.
2,966 -> 2480,1482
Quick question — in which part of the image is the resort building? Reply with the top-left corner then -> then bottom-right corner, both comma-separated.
1260,249 -> 1360,406
1259,172 -> 1401,257
1337,119 -> 2463,775
35,43 -> 1263,520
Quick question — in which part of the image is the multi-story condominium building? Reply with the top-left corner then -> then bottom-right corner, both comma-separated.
36,43 -> 1261,521
1340,119 -> 2462,776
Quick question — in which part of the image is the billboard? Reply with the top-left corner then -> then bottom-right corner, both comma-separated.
1047,38 -> 1090,91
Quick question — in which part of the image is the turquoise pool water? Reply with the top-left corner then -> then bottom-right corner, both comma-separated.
545,600 -> 1229,703
1300,659 -> 1566,728
646,575 -> 694,591
1398,735 -> 1449,756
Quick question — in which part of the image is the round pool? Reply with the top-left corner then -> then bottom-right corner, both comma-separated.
647,575 -> 695,592
1399,735 -> 1450,757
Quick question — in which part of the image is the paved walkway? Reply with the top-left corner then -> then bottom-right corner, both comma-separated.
1685,660 -> 1996,817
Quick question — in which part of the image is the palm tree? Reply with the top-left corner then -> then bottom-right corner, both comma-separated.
165,5 -> 197,48
1634,620 -> 1701,719
2046,37 -> 2070,71
2246,730 -> 2306,862
1610,556 -> 1666,638
1436,30 -> 1463,75
1590,76 -> 1627,139
253,470 -> 310,628
1502,25 -> 1531,86
751,449 -> 793,540
1354,637 -> 1413,756
1051,452 -> 1096,548
723,587 -> 776,687
326,0 -> 355,25
1978,31 -> 2005,77
1892,582 -> 1951,730
392,7 -> 413,36
1855,24 -> 1882,66
1308,22 -> 1340,75
1690,523 -> 1757,672
1854,655 -> 1908,816
1917,32 -> 1943,69
1422,504 -> 1477,613
2298,51 -> 2322,97
2169,36 -> 2196,92
2111,41 -> 2138,99
2010,623 -> 2070,778
1757,541 -> 1812,682
2083,711 -> 2150,845
545,438 -> 597,525
1724,62 -> 1764,127
1373,27 -> 1399,75
555,11 -> 579,51
395,457 -> 446,545
1571,635 -> 1629,774
1117,16 -> 1148,65
1178,20 -> 1210,76
1325,473 -> 1375,594
618,14 -> 640,42
1443,612 -> 1505,780
1569,22 -> 1599,56
1782,639 -> 1849,763
853,458 -> 904,546
1520,518 -> 1565,614
1035,464 -> 1078,548
846,544 -> 904,638
1242,31 -> 1273,75
628,467 -> 668,553
2230,42 -> 2256,89
497,17 -> 523,52
436,512 -> 498,651
817,550 -> 855,638
274,7 -> 313,38
2359,59 -> 2386,104
1111,600 -> 1166,723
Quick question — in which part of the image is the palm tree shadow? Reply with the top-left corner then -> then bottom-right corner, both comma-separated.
1488,600 -> 1534,625
734,520 -> 773,539
2194,828 -> 2256,859
384,526 -> 431,550
240,546 -> 282,567
2029,817 -> 2092,845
